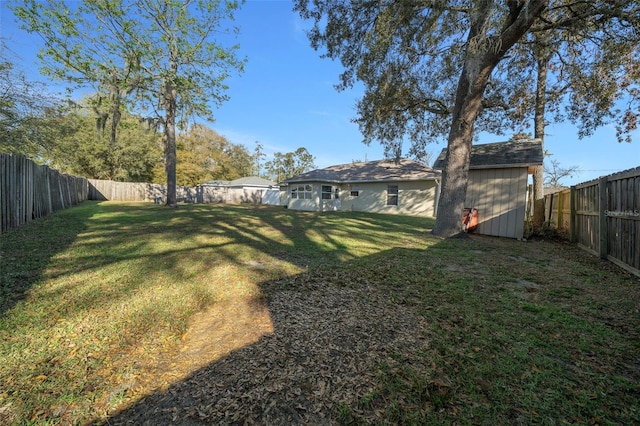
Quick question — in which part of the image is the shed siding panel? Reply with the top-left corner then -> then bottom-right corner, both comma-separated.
466,168 -> 528,239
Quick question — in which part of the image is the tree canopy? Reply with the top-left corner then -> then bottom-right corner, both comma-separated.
295,0 -> 640,237
264,147 -> 316,182
167,124 -> 256,186
0,45 -> 62,159
11,0 -> 246,206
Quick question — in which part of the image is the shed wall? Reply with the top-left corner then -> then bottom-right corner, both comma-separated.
465,168 -> 528,239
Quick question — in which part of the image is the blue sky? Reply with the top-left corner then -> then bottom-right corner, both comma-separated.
1,0 -> 638,186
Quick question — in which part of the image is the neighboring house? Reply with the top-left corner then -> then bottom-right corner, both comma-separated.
433,139 -> 544,239
197,176 -> 279,204
280,158 -> 441,216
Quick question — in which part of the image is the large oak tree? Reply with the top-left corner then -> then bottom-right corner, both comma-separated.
295,1 -> 640,237
295,0 -> 549,237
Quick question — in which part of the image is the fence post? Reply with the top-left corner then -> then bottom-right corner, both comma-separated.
557,191 -> 563,229
570,185 -> 576,242
598,176 -> 608,259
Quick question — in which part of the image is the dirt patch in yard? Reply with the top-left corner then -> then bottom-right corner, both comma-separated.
102,235 -> 640,425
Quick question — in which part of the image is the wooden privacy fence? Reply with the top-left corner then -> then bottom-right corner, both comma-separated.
88,179 -> 269,205
1,153 -> 88,233
543,167 -> 640,277
544,188 -> 571,232
88,179 -> 197,203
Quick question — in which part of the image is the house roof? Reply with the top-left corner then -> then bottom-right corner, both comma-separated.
281,158 -> 441,184
201,176 -> 277,187
227,176 -> 277,187
433,139 -> 544,173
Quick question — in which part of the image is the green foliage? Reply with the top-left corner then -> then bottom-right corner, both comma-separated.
10,0 -> 246,205
168,124 -> 256,186
264,147 -> 316,182
0,47 -> 63,158
498,2 -> 640,142
50,104 -> 162,181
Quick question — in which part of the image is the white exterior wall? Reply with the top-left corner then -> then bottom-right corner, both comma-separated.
284,180 -> 438,217
465,167 -> 528,239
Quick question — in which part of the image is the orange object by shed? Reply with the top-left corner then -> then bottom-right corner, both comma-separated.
462,208 -> 479,233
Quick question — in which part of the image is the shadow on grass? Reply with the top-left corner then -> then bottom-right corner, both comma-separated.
3,202 -> 638,425
101,235 -> 640,425
0,202 -> 92,316
0,202 -> 435,424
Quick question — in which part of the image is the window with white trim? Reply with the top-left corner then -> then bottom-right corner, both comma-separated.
291,184 -> 312,199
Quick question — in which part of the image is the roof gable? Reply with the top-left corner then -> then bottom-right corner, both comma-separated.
281,158 -> 440,184
433,140 -> 543,171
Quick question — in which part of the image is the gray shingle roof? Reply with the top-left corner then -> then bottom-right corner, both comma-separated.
228,176 -> 277,187
200,176 -> 276,187
433,139 -> 543,170
281,158 -> 441,184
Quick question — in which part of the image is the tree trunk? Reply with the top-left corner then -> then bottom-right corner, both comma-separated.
432,59 -> 496,237
432,0 -> 549,238
164,78 -> 178,208
532,36 -> 549,230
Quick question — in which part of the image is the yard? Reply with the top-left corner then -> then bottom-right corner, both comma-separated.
0,202 -> 638,425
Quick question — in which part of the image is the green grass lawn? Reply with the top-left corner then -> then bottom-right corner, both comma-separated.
0,201 -> 638,425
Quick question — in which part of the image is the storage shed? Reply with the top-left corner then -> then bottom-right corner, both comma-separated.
433,140 -> 543,239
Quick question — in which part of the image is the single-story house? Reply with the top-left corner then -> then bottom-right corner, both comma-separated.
433,139 -> 543,239
280,158 -> 441,216
197,176 -> 279,204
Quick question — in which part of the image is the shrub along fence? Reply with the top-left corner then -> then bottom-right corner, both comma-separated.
1,153 -> 88,233
543,167 -> 640,277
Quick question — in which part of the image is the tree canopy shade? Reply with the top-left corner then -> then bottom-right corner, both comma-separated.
11,0 -> 246,207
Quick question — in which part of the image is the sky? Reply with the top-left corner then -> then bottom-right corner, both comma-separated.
1,0 -> 638,186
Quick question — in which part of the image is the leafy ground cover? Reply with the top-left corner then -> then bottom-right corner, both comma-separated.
0,201 -> 638,425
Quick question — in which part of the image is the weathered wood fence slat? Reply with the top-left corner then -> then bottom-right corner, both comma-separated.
87,179 -> 270,205
543,166 -> 640,277
1,153 -> 88,233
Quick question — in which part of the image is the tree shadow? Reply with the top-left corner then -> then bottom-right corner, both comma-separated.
2,202 -> 438,424
0,202 -> 92,316
97,245 -> 439,425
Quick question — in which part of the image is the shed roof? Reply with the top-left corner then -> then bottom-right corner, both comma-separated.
433,139 -> 543,173
281,158 -> 440,184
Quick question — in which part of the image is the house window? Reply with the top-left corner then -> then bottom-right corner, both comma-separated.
350,190 -> 359,197
291,184 -> 312,199
321,185 -> 332,200
334,188 -> 340,199
387,185 -> 398,206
